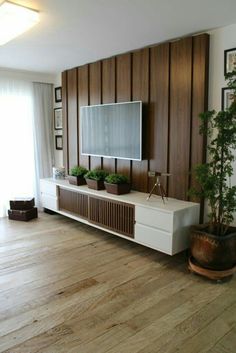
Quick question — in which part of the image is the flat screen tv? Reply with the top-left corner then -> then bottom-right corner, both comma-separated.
80,101 -> 142,161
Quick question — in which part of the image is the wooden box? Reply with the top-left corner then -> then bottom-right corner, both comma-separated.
104,182 -> 131,195
85,179 -> 105,190
68,175 -> 86,186
8,208 -> 38,221
10,198 -> 35,210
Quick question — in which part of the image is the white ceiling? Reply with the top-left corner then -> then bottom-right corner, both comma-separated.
0,0 -> 236,74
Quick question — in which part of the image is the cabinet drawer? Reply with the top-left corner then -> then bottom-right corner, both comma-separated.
135,206 -> 172,232
135,223 -> 172,255
41,194 -> 58,211
40,181 -> 57,197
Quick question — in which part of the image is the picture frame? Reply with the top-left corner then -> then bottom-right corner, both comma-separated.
55,135 -> 63,150
221,87 -> 234,110
224,48 -> 236,75
54,108 -> 62,130
55,86 -> 62,103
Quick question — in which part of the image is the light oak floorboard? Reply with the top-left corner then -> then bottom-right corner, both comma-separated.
0,212 -> 235,353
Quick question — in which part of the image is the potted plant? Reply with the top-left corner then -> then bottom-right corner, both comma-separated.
68,166 -> 88,186
189,71 -> 236,276
104,173 -> 131,195
84,169 -> 109,190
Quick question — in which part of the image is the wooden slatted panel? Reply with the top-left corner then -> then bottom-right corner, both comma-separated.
116,53 -> 132,180
89,196 -> 134,238
190,34 -> 209,210
89,61 -> 102,170
102,57 -> 116,173
62,71 -> 68,173
149,43 -> 170,194
78,65 -> 89,169
132,48 -> 149,192
59,188 -> 88,219
168,37 -> 192,200
67,68 -> 78,171
62,34 -> 209,204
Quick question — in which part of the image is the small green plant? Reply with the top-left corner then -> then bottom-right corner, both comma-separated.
84,169 -> 109,181
70,166 -> 88,177
105,173 -> 129,184
190,70 -> 236,236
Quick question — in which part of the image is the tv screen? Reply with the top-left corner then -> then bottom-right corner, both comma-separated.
80,101 -> 142,161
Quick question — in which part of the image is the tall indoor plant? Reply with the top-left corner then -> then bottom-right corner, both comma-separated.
190,70 -> 236,272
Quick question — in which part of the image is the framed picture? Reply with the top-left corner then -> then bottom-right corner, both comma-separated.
54,108 -> 62,130
222,87 -> 235,110
55,86 -> 62,103
55,135 -> 63,150
224,48 -> 236,75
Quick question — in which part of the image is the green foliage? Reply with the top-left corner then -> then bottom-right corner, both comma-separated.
70,166 -> 88,177
84,169 -> 109,181
105,173 -> 129,184
190,70 -> 236,236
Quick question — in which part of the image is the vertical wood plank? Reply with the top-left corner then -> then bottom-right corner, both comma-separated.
67,68 -> 78,172
149,43 -> 170,194
78,65 -> 89,169
116,53 -> 132,180
102,57 -> 116,173
190,34 -> 209,220
168,37 -> 192,200
62,71 -> 68,173
132,48 -> 149,192
89,61 -> 102,170
190,35 -> 209,190
191,34 -> 209,170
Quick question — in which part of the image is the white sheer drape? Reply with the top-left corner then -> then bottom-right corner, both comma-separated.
0,78 -> 54,217
32,82 -> 54,206
0,78 -> 35,217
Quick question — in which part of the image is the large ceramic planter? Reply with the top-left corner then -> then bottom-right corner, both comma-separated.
104,182 -> 131,195
85,178 -> 105,190
68,175 -> 86,186
190,224 -> 236,270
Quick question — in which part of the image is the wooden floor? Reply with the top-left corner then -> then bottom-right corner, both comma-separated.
0,213 -> 235,353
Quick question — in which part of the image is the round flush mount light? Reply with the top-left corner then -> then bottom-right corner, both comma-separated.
0,1 -> 40,45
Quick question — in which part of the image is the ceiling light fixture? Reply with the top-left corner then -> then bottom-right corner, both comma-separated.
0,1 -> 39,45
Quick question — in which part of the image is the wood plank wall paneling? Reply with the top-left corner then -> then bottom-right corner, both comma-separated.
132,48 -> 149,192
78,65 -> 89,169
67,68 -> 78,171
149,43 -> 170,194
116,53 -> 132,180
89,61 -> 102,170
62,33 -> 209,202
168,37 -> 193,200
62,71 -> 68,173
102,57 -> 116,173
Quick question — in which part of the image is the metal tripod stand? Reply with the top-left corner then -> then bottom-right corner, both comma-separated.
147,173 -> 171,203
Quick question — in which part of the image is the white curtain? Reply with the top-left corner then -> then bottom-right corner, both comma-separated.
0,78 -> 35,217
32,82 -> 54,206
0,78 -> 53,217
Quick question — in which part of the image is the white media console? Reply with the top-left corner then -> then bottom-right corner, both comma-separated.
40,178 -> 200,255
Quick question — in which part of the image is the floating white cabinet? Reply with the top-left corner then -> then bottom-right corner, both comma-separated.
40,178 -> 200,255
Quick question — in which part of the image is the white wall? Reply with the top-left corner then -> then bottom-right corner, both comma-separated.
208,23 -> 236,224
53,73 -> 63,168
0,68 -> 57,84
208,23 -> 236,111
